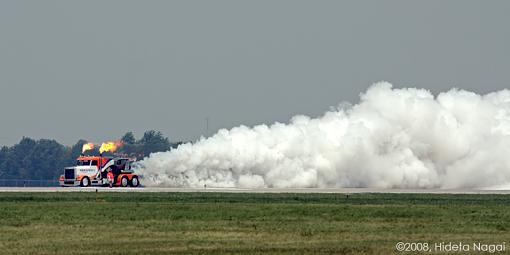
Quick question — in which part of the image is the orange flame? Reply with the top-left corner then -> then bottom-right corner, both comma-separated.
99,141 -> 123,154
82,143 -> 95,153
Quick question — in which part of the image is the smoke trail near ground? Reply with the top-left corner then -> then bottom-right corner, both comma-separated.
137,82 -> 510,189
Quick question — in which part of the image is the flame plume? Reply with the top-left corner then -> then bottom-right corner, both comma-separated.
99,141 -> 123,154
82,143 -> 94,153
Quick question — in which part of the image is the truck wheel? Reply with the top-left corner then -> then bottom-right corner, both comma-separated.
120,176 -> 129,187
80,177 -> 90,187
130,176 -> 139,187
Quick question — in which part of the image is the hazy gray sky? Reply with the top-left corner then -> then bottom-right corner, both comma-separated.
1,0 -> 509,146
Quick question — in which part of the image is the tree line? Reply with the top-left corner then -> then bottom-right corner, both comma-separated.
0,130 -> 182,180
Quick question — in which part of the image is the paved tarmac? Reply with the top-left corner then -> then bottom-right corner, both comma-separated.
0,187 -> 509,194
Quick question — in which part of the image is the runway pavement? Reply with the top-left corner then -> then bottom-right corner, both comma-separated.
0,186 -> 510,194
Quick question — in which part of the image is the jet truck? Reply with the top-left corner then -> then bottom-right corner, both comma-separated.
59,155 -> 140,187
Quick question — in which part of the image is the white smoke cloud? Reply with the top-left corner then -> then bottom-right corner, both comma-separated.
137,82 -> 510,189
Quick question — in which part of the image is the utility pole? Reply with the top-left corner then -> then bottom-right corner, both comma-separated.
205,117 -> 209,135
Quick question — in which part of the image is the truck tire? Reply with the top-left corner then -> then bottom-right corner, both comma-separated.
80,177 -> 90,187
130,176 -> 139,187
120,176 -> 129,187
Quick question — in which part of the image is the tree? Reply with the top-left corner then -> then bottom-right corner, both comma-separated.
121,132 -> 136,145
137,130 -> 171,156
0,146 -> 8,178
5,137 -> 36,178
0,130 -> 179,179
64,139 -> 88,166
25,139 -> 67,179
119,132 -> 139,155
0,137 -> 68,179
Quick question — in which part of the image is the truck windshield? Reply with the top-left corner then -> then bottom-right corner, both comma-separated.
76,160 -> 91,166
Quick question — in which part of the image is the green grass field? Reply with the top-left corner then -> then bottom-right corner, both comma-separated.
0,192 -> 509,254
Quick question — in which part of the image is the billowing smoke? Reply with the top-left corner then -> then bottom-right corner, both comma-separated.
137,82 -> 510,189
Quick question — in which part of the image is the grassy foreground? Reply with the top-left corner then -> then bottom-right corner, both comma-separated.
0,192 -> 509,254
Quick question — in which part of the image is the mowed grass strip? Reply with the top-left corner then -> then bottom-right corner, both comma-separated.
0,192 -> 509,254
